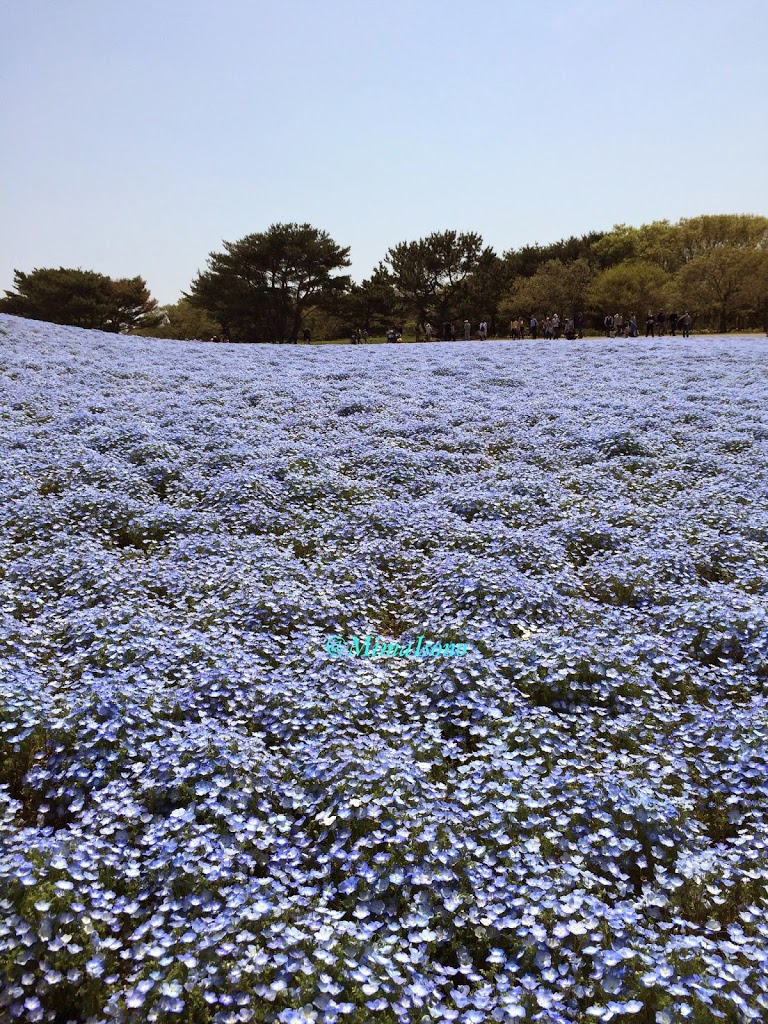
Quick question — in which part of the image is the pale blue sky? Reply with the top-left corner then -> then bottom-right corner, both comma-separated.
1,0 -> 766,304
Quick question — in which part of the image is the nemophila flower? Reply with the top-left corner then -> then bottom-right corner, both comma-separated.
1,316 -> 768,1020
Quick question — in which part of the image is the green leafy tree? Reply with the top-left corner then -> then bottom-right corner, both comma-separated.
674,247 -> 768,332
743,250 -> 768,330
502,258 -> 596,319
449,248 -> 509,333
678,214 -> 768,260
589,262 -> 669,318
592,215 -> 768,276
132,297 -> 221,340
0,267 -> 160,332
187,223 -> 351,342
589,225 -> 642,270
381,230 -> 497,327
505,231 -> 606,277
589,221 -> 688,273
339,269 -> 401,334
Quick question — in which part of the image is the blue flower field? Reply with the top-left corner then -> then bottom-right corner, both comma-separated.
1,313 -> 767,1024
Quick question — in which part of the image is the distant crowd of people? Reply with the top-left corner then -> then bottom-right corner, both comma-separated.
599,311 -> 692,337
417,320 -> 490,341
419,313 -> 695,342
510,314 -> 583,340
224,311 -> 695,345
380,321 -> 491,342
649,311 -> 690,337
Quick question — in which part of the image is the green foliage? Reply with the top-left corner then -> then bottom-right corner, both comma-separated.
333,268 -> 401,335
589,262 -> 670,317
591,215 -> 768,276
6,214 -> 767,343
185,223 -> 351,343
589,224 -> 642,270
132,297 -> 221,340
502,258 -> 596,318
449,247 -> 509,330
0,267 -> 160,333
511,215 -> 768,331
678,213 -> 768,258
676,247 -> 768,332
504,230 -> 606,277
380,229 -> 503,328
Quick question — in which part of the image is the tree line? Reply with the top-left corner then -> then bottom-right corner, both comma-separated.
2,214 -> 767,342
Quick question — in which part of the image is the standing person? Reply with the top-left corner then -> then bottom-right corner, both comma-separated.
529,315 -> 538,339
604,313 -> 614,337
614,312 -> 624,337
669,312 -> 678,336
628,313 -> 638,337
551,313 -> 560,340
656,310 -> 665,337
478,320 -> 488,340
645,311 -> 655,337
362,329 -> 369,343
425,322 -> 433,342
464,319 -> 471,341
575,312 -> 584,339
303,327 -> 312,344
509,318 -> 517,339
543,316 -> 552,339
450,323 -> 456,341
681,311 -> 691,337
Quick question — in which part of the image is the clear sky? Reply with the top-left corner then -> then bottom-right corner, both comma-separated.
1,0 -> 766,305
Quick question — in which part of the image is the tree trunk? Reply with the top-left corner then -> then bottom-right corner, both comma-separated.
290,303 -> 303,344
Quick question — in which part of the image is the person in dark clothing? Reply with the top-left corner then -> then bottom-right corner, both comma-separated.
575,312 -> 584,339
303,328 -> 312,344
604,314 -> 613,337
681,312 -> 691,337
645,311 -> 655,337
669,312 -> 678,336
656,311 -> 665,337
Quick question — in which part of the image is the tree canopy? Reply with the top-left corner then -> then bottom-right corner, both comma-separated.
503,259 -> 595,319
588,262 -> 669,318
674,247 -> 768,332
186,223 -> 351,343
4,213 -> 767,340
132,297 -> 222,341
375,230 -> 504,330
499,215 -> 768,333
0,268 -> 159,333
